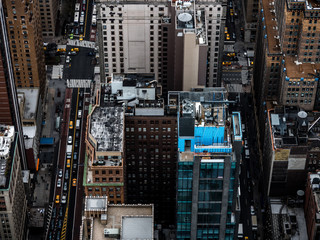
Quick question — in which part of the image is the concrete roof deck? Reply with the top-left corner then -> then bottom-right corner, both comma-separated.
91,205 -> 153,240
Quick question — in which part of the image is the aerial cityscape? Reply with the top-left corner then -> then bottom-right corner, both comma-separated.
0,0 -> 320,239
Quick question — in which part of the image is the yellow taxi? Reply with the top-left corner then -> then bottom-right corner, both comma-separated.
79,35 -> 83,41
69,121 -> 73,129
71,48 -> 79,52
57,48 -> 66,52
72,178 -> 77,187
226,34 -> 230,40
224,27 -> 228,34
227,52 -> 236,57
67,159 -> 71,168
230,9 -> 234,16
55,195 -> 60,204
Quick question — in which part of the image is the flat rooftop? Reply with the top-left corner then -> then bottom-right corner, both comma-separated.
85,197 -> 107,211
90,106 -> 124,152
270,198 -> 307,240
89,203 -> 153,240
285,56 -> 320,78
122,216 -> 153,239
0,126 -> 16,189
17,88 -> 39,120
111,73 -> 156,88
268,106 -> 320,149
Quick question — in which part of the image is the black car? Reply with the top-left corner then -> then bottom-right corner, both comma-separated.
59,208 -> 63,217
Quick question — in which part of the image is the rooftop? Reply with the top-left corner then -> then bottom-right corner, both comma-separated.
172,89 -> 233,154
109,73 -> 158,102
17,88 -> 39,120
83,196 -> 153,240
285,56 -> 320,78
268,106 -> 320,149
0,126 -> 16,189
85,197 -> 108,211
90,106 -> 124,152
261,0 -> 281,54
122,216 -> 153,239
175,0 -> 207,45
270,198 -> 307,240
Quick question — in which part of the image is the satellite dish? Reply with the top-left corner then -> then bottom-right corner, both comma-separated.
298,111 -> 307,119
178,13 -> 192,22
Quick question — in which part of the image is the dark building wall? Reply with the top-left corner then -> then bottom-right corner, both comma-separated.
173,29 -> 184,91
305,174 -> 317,240
125,116 -> 177,225
198,45 -> 208,86
161,5 -> 176,96
0,51 -> 13,125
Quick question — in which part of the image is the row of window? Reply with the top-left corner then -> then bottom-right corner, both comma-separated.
288,81 -> 314,86
94,170 -> 120,175
287,88 -> 313,92
286,99 -> 312,104
94,177 -> 121,182
287,93 -> 313,98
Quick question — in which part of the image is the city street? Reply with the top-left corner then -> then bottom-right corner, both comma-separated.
47,0 -> 96,239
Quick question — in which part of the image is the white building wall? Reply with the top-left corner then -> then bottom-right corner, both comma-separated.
99,1 -> 225,88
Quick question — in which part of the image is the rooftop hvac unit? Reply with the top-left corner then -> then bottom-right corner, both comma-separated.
104,228 -> 120,238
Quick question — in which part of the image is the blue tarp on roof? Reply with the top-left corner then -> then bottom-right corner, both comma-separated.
40,137 -> 54,145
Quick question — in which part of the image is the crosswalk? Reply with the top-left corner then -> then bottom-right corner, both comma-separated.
67,39 -> 95,49
67,79 -> 92,88
60,206 -> 69,240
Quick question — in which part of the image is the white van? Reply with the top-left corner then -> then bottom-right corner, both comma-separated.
78,110 -> 82,118
76,119 -> 81,129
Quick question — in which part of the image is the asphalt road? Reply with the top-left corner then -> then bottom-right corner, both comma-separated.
63,47 -> 95,80
238,93 -> 261,240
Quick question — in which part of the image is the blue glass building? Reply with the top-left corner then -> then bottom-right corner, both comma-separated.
169,89 -> 242,240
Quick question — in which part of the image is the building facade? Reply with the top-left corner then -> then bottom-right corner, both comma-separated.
0,2 -> 27,169
2,0 -> 46,96
305,172 -> 320,240
171,89 -> 242,240
125,116 -> 177,225
264,105 -> 320,196
97,0 -> 226,94
0,125 -> 27,240
39,0 -> 59,39
84,100 -> 125,204
253,0 -> 320,152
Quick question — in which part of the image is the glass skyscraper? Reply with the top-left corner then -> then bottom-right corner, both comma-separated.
169,89 -> 242,240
